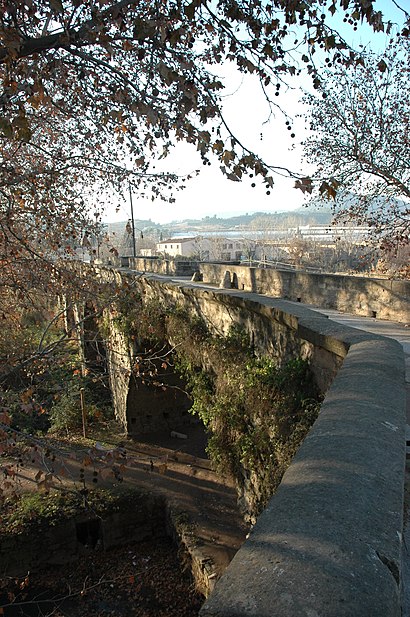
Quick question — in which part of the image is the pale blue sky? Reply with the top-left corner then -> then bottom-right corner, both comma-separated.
103,0 -> 406,224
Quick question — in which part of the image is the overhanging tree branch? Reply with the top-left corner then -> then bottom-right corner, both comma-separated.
0,0 -> 141,62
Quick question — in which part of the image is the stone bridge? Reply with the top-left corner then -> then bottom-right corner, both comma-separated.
82,261 -> 409,616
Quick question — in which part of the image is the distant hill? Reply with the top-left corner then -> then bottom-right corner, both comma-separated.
163,209 -> 333,231
105,209 -> 333,238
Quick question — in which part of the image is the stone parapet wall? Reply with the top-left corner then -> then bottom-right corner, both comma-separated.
137,278 -> 381,394
100,257 -> 409,322
128,256 -> 199,277
199,263 -> 410,323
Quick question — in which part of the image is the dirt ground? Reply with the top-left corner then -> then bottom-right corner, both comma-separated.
1,536 -> 204,617
1,421 -> 248,615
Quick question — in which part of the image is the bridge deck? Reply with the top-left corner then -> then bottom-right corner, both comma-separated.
140,270 -> 410,612
122,268 -> 410,614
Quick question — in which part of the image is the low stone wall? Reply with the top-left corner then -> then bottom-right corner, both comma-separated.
128,256 -> 199,277
0,491 -> 218,597
0,492 -> 166,577
100,258 -> 409,322
199,263 -> 410,323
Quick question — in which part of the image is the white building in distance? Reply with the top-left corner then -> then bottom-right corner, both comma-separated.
156,236 -> 259,261
156,237 -> 209,258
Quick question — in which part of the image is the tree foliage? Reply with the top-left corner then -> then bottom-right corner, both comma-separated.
0,1 -> 408,299
302,37 -> 410,255
0,1 -> 407,279
1,1 -> 404,177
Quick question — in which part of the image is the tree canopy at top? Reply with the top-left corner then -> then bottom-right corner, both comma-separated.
1,0 -> 407,188
0,0 -> 408,305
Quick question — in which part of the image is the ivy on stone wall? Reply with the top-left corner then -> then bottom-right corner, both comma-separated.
105,289 -> 167,347
166,308 -> 321,519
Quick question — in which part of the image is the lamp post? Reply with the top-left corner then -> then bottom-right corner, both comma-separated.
127,183 -> 144,258
129,183 -> 136,258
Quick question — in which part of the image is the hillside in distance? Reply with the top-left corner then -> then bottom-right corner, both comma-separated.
106,208 -> 333,238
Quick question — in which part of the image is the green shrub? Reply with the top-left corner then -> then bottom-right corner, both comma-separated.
2,489 -> 118,535
49,380 -> 106,435
174,337 -> 321,516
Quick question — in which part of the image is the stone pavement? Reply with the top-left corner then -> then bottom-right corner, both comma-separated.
302,306 -> 410,420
